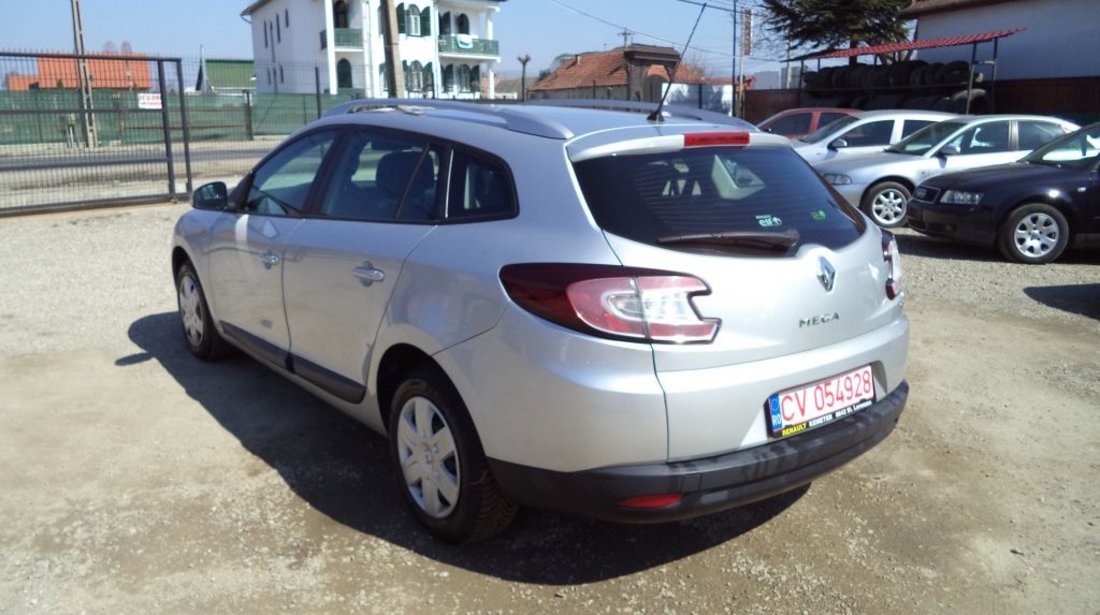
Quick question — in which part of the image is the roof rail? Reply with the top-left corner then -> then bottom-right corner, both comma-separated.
523,99 -> 757,130
322,98 -> 575,140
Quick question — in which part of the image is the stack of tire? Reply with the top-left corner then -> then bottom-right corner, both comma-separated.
801,60 -> 989,114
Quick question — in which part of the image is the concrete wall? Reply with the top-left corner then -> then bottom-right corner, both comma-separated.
913,0 -> 1100,80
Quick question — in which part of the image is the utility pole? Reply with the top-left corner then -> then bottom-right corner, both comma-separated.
517,54 -> 531,102
70,0 -> 97,147
731,0 -> 739,117
380,0 -> 405,97
619,28 -> 632,48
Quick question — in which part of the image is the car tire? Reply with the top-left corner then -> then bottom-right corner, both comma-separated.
998,203 -> 1069,264
388,366 -> 517,543
861,182 -> 911,228
175,262 -> 229,360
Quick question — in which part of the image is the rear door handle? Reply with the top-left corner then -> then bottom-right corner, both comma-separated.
259,250 -> 281,268
353,263 -> 385,286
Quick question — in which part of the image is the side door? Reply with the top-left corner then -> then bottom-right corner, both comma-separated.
281,129 -> 443,402
205,130 -> 338,365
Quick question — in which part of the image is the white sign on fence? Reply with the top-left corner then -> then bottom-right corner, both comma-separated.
137,92 -> 162,110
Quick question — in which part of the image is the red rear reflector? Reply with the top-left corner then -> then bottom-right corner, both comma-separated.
684,132 -> 750,148
618,494 -> 684,509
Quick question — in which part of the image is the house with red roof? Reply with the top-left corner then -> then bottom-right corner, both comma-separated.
5,55 -> 152,91
529,44 -> 707,103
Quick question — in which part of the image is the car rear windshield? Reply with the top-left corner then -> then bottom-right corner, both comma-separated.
572,146 -> 865,255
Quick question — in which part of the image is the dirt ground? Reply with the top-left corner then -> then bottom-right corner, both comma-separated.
1,204 -> 1097,614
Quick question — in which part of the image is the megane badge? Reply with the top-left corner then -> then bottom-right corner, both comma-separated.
817,257 -> 837,292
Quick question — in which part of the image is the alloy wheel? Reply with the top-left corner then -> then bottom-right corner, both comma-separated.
1012,212 -> 1060,259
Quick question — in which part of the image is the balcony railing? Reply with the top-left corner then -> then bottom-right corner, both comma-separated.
438,35 -> 499,57
320,28 -> 364,49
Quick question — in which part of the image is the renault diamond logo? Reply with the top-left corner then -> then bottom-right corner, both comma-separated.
817,257 -> 837,292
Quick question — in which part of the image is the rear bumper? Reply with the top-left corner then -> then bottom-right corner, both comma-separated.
489,381 -> 908,523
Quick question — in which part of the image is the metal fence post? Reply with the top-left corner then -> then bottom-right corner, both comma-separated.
244,90 -> 254,141
315,66 -> 323,119
174,59 -> 193,195
156,60 -> 177,200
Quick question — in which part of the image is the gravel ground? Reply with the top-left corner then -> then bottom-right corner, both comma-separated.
0,205 -> 1097,614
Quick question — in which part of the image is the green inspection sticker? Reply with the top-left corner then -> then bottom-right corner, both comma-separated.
811,210 -> 827,221
756,214 -> 783,228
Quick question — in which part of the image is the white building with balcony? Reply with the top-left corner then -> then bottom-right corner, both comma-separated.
242,0 -> 506,98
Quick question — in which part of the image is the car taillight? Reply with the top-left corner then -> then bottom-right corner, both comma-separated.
684,131 -> 750,148
881,231 -> 903,300
499,264 -> 720,344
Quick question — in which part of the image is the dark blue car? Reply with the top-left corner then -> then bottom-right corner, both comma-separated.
907,122 -> 1100,264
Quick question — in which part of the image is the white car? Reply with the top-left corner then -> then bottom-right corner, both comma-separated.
794,110 -> 957,164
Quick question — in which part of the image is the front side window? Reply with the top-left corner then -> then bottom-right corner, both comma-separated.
573,146 -> 865,253
946,121 -> 1011,154
446,150 -> 516,220
246,131 -> 337,216
319,131 -> 441,221
1024,125 -> 1100,168
839,120 -> 893,147
888,120 -> 967,155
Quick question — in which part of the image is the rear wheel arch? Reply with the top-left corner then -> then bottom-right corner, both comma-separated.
376,343 -> 437,432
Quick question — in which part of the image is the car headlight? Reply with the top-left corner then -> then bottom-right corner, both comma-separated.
823,173 -> 852,186
940,190 -> 983,205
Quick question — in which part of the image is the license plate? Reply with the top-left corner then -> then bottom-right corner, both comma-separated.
767,366 -> 875,438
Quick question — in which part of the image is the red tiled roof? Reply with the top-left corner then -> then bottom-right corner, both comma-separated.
803,28 -> 1024,60
5,55 -> 153,91
531,47 -> 705,91
901,0 -> 1016,17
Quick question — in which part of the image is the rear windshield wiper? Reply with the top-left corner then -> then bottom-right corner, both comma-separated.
657,229 -> 800,252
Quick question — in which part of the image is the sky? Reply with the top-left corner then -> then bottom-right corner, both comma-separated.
0,0 -> 800,79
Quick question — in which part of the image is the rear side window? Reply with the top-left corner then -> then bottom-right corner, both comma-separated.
573,146 -> 865,254
901,119 -> 935,138
841,120 -> 893,147
445,150 -> 516,220
1018,121 -> 1066,150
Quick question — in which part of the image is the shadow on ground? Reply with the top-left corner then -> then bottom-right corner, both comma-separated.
118,312 -> 804,584
1024,284 -> 1100,321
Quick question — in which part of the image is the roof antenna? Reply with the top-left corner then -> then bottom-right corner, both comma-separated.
648,2 -> 707,122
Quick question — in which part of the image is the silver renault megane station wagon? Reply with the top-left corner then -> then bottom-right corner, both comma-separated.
172,99 -> 910,543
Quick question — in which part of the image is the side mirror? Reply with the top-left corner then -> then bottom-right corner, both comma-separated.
827,138 -> 849,151
192,181 -> 228,210
939,144 -> 961,157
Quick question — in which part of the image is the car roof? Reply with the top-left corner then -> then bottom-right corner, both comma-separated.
320,98 -> 756,141
850,109 -> 957,120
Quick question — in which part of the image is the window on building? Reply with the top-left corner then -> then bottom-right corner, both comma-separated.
408,5 -> 421,36
334,0 -> 349,28
439,11 -> 451,35
457,64 -> 471,92
423,62 -> 434,95
276,16 -> 281,42
379,63 -> 387,92
420,7 -> 432,37
266,67 -> 272,85
279,65 -> 284,83
443,64 -> 454,92
407,61 -> 423,92
285,9 -> 289,28
396,3 -> 406,34
264,21 -> 269,47
337,59 -> 353,89
457,13 -> 469,35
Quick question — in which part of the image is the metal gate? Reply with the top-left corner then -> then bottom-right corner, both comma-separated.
0,51 -> 192,216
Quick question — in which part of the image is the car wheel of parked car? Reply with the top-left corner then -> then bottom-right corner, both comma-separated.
175,262 -> 229,360
862,182 -> 911,228
998,203 -> 1069,264
389,367 -> 517,543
